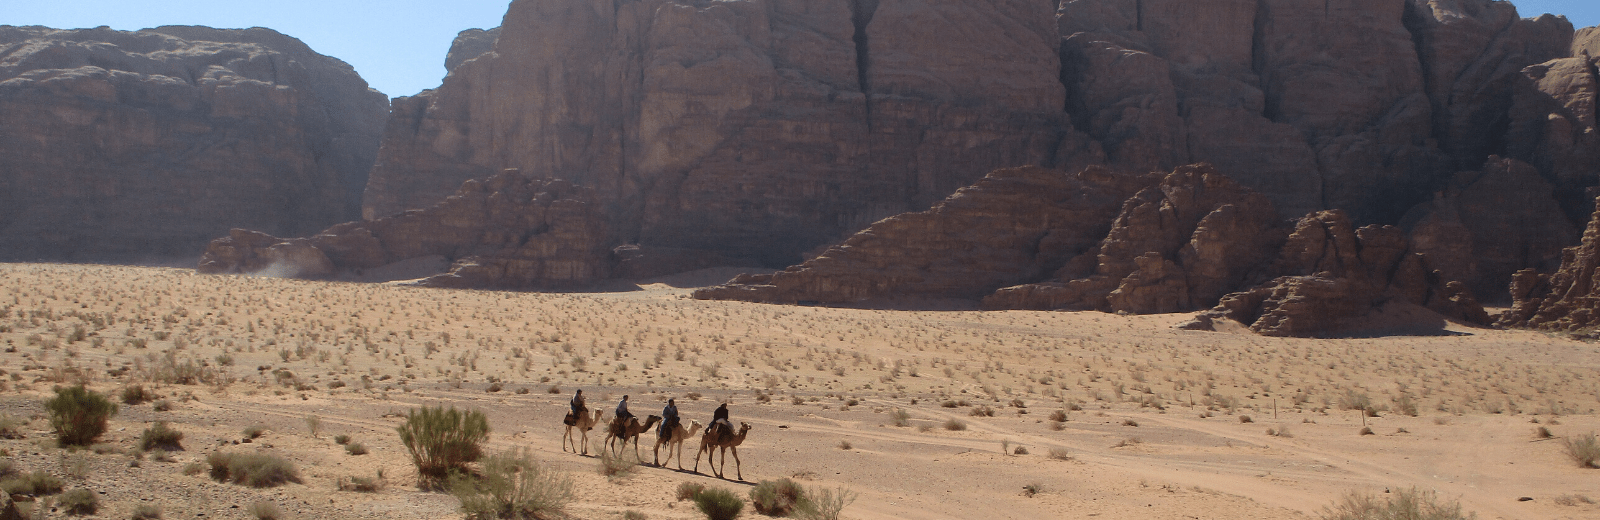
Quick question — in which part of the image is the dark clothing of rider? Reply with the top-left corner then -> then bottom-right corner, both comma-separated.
615,396 -> 634,422
707,403 -> 730,434
571,391 -> 586,415
659,400 -> 679,438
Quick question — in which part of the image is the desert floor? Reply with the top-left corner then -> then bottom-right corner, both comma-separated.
0,263 -> 1596,520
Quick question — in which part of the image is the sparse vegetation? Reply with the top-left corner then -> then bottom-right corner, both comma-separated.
121,384 -> 155,405
206,451 -> 301,488
345,441 -> 369,455
1022,482 -> 1042,497
1048,448 -> 1073,461
1,470 -> 65,496
1319,487 -> 1474,520
0,413 -> 24,439
58,487 -> 99,515
943,419 -> 966,431
693,487 -> 744,520
242,425 -> 267,439
836,440 -> 852,450
247,501 -> 282,520
1563,432 -> 1599,468
45,384 -> 118,446
598,445 -> 637,477
396,406 -> 490,486
130,504 -> 163,519
677,482 -> 707,501
750,478 -> 806,517
889,408 -> 910,427
304,415 -> 322,438
139,421 -> 184,451
450,447 -> 574,520
337,474 -> 385,493
793,486 -> 856,520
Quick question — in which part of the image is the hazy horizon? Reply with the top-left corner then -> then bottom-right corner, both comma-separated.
5,0 -> 1597,99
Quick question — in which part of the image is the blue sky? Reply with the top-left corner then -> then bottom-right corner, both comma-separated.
3,1 -> 1596,99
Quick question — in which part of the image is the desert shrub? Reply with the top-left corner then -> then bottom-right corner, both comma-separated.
337,474 -> 385,493
397,406 -> 490,485
598,445 -> 637,477
304,415 -> 322,438
1021,482 -> 1042,498
247,501 -> 281,520
943,419 -> 966,431
1013,446 -> 1029,455
1319,487 -> 1474,520
1394,394 -> 1419,417
1,470 -> 65,495
1048,448 -> 1072,461
0,459 -> 14,479
206,451 -> 301,488
1563,432 -> 1599,468
1268,425 -> 1294,438
1048,410 -> 1068,422
181,462 -> 204,475
241,425 -> 266,439
969,406 -> 995,417
677,482 -> 707,501
836,440 -> 852,451
1359,427 -> 1375,436
0,413 -> 24,439
345,441 -> 369,456
793,486 -> 856,520
889,409 -> 910,427
693,487 -> 744,520
140,421 -> 184,451
58,487 -> 98,515
1536,426 -> 1554,439
46,384 -> 118,446
1239,415 -> 1254,423
151,400 -> 173,412
450,447 -> 574,520
1554,494 -> 1595,506
130,503 -> 163,519
1122,419 -> 1139,427
121,385 -> 154,405
750,478 -> 806,516
624,511 -> 646,520
334,434 -> 351,445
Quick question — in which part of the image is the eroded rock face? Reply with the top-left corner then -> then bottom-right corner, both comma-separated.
983,164 -> 1285,313
199,170 -> 612,290
1402,156 -> 1578,299
691,166 -> 1153,304
445,27 -> 500,73
0,25 -> 388,262
1498,194 -> 1600,331
1507,45 -> 1600,226
1184,210 -> 1489,337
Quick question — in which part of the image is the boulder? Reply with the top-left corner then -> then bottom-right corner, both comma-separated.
0,25 -> 388,262
199,170 -> 613,290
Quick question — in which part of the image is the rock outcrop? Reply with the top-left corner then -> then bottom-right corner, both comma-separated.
1183,210 -> 1489,337
691,166 -> 1154,304
1401,156 -> 1578,299
983,164 -> 1285,314
1506,35 -> 1600,225
445,27 -> 501,73
1498,194 -> 1600,331
0,25 -> 388,262
198,170 -> 612,290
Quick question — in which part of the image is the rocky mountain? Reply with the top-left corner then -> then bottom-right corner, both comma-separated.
197,170 -> 612,289
352,0 -> 1595,301
0,25 -> 388,263
1498,194 -> 1600,332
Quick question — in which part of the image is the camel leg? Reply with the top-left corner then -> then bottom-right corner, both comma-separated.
730,446 -> 741,481
717,446 -> 727,479
693,444 -> 706,474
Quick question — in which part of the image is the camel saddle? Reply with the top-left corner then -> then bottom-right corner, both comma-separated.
707,420 -> 734,444
563,412 -> 577,426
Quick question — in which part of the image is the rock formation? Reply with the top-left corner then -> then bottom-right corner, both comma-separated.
1182,210 -> 1489,337
0,25 -> 388,262
1498,194 -> 1600,331
1505,31 -> 1600,226
1401,156 -> 1577,299
983,164 -> 1285,314
198,170 -> 612,290
692,166 -> 1154,304
444,27 -> 500,73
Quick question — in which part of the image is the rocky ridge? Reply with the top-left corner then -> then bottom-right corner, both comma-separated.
1498,193 -> 1600,331
197,170 -> 612,289
0,25 -> 388,262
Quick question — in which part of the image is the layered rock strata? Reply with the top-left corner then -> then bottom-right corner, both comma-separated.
198,170 -> 612,290
1498,194 -> 1600,331
1183,210 -> 1490,337
691,166 -> 1155,304
983,164 -> 1285,314
0,25 -> 387,262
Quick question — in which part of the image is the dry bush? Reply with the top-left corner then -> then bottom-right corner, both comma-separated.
241,425 -> 266,439
1048,448 -> 1072,461
1267,425 -> 1293,438
1319,487 -> 1474,520
1553,494 -> 1594,506
793,486 -> 856,520
449,447 -> 574,520
677,481 -> 707,501
121,385 -> 155,405
889,409 -> 910,427
46,385 -> 117,446
1563,432 -> 1599,468
396,406 -> 490,486
1112,437 -> 1142,448
58,487 -> 98,515
1122,419 -> 1139,427
337,474 -> 385,493
750,478 -> 806,516
304,415 -> 322,438
139,421 -> 184,451
969,406 -> 995,417
206,451 -> 301,488
694,487 -> 744,520
0,413 -> 25,439
1022,482 -> 1042,498
130,504 -> 163,519
1048,410 -> 1067,422
598,445 -> 637,477
247,501 -> 281,520
1,470 -> 64,496
1239,415 -> 1253,423
345,441 -> 369,455
942,419 -> 966,431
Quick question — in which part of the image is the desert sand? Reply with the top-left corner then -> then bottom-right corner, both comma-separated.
0,263 -> 1595,520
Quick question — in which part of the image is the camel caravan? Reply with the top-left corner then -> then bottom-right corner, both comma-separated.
561,390 -> 753,480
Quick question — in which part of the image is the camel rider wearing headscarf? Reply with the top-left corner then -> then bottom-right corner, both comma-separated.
706,402 -> 730,435
616,395 -> 634,423
659,398 -> 679,441
571,389 -> 587,415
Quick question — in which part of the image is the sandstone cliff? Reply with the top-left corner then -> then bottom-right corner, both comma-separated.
0,25 -> 388,262
691,166 -> 1154,304
198,170 -> 612,289
1498,193 -> 1600,331
354,0 -> 1594,300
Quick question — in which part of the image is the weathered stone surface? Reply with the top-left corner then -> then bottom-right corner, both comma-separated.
1507,47 -> 1600,225
1498,194 -> 1600,331
1184,210 -> 1489,337
1402,156 -> 1578,299
983,164 -> 1285,313
362,0 -> 1080,267
0,25 -> 388,262
199,170 -> 612,290
445,27 -> 501,73
691,166 -> 1153,304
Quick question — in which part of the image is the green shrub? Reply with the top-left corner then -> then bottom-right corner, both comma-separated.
1,470 -> 65,496
676,481 -> 707,501
889,409 -> 910,427
750,478 -> 806,517
1564,432 -> 1599,468
140,422 -> 184,451
396,406 -> 490,486
1320,487 -> 1474,520
449,447 -> 574,520
693,487 -> 744,520
45,385 -> 118,446
206,451 -> 301,488
58,488 -> 98,515
793,486 -> 857,520
130,503 -> 163,519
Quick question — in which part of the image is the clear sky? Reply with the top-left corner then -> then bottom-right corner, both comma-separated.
3,1 -> 1597,99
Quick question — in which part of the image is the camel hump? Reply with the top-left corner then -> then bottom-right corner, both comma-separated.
563,412 -> 577,426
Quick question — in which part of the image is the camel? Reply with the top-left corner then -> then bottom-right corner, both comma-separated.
653,419 -> 703,470
694,421 -> 752,480
604,414 -> 662,460
562,409 -> 604,456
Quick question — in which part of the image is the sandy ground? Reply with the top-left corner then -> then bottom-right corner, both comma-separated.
0,263 -> 1596,520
